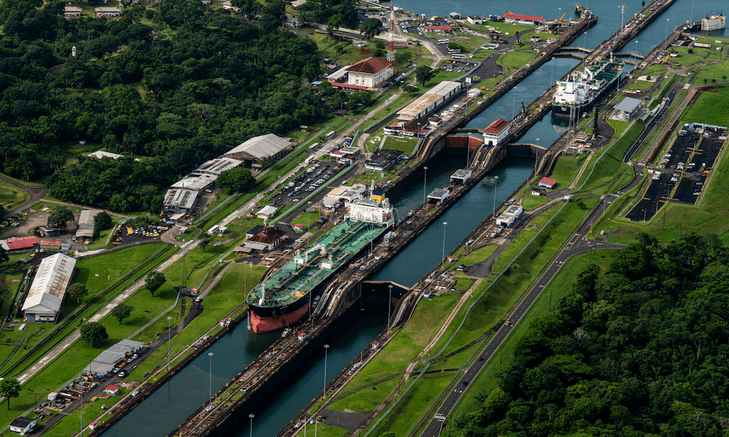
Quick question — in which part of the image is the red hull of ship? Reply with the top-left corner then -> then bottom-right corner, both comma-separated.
249,303 -> 310,334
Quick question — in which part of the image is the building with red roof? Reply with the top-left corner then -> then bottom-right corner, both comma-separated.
538,177 -> 557,189
504,12 -> 544,24
423,25 -> 453,33
244,226 -> 287,251
482,118 -> 511,146
0,236 -> 39,254
105,385 -> 119,396
345,57 -> 394,89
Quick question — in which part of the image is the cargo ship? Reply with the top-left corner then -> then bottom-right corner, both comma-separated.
551,57 -> 624,117
246,197 -> 395,333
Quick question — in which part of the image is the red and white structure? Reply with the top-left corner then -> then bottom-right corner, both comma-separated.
482,118 -> 511,146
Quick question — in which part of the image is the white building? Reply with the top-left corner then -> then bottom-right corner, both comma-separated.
346,57 -> 394,89
225,134 -> 292,168
496,205 -> 523,227
95,7 -> 121,18
482,118 -> 511,146
22,253 -> 76,323
467,16 -> 483,25
9,417 -> 36,435
613,97 -> 642,121
398,81 -> 463,121
64,5 -> 82,18
75,209 -> 102,241
257,205 -> 278,220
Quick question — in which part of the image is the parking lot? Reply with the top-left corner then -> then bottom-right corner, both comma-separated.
627,124 -> 726,221
269,160 -> 348,208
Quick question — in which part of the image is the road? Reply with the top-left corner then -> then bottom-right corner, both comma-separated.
624,79 -> 681,163
0,174 -> 47,217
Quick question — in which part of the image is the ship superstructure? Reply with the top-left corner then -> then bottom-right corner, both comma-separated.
552,57 -> 624,117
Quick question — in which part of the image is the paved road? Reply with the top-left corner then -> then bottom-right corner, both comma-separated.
624,80 -> 681,163
0,174 -> 47,217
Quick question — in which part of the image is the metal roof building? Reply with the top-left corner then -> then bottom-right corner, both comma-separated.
171,173 -> 217,191
22,253 -> 76,323
163,188 -> 199,214
75,209 -> 102,240
84,339 -> 145,377
398,81 -> 463,121
194,157 -> 242,176
224,134 -> 292,164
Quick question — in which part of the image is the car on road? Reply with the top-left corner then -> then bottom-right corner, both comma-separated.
118,371 -> 126,378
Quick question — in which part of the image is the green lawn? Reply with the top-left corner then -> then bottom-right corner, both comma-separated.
522,193 -> 550,210
0,179 -> 30,211
498,50 -> 537,69
327,293 -> 460,413
680,86 -> 729,126
460,245 -> 497,266
470,21 -> 535,35
128,262 -> 266,380
382,136 -> 418,155
550,152 -> 588,188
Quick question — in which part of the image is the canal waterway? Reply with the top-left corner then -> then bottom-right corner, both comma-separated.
104,1 -> 726,434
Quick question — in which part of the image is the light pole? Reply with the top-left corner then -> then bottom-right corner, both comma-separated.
387,284 -> 393,332
511,86 -> 518,119
665,18 -> 670,40
634,40 -> 639,62
416,122 -> 421,138
249,414 -> 254,437
557,8 -> 561,35
441,222 -> 447,267
323,344 -> 330,398
167,316 -> 173,369
423,166 -> 428,208
307,201 -> 312,245
208,352 -> 214,408
690,0 -> 695,25
492,176 -> 499,217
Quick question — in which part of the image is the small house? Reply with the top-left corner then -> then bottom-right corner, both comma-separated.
105,385 -> 120,396
9,417 -> 36,435
482,118 -> 511,146
538,177 -> 557,189
64,5 -> 82,18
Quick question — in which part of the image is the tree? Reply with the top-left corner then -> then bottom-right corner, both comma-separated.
80,322 -> 108,346
93,211 -> 112,238
67,283 -> 89,304
47,206 -> 74,229
0,245 -> 8,264
215,167 -> 256,195
360,18 -> 383,39
415,65 -> 436,87
200,234 -> 212,252
110,304 -> 134,325
0,378 -> 21,410
145,271 -> 166,297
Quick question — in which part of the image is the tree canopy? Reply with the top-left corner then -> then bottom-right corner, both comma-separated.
1,0 -> 334,213
415,65 -> 436,87
215,167 -> 256,195
455,233 -> 729,436
80,322 -> 108,346
110,304 -> 134,325
145,271 -> 166,296
93,211 -> 112,238
47,206 -> 74,229
360,18 -> 383,39
0,377 -> 21,410
67,283 -> 88,304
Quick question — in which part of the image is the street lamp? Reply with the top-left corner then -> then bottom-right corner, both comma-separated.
249,414 -> 254,437
416,122 -> 421,138
492,176 -> 499,217
423,166 -> 428,208
441,222 -> 447,267
557,8 -> 561,35
208,352 -> 214,408
323,344 -> 330,398
307,201 -> 312,245
634,40 -> 639,62
511,86 -> 518,119
387,284 -> 393,332
167,316 -> 173,369
665,18 -> 670,40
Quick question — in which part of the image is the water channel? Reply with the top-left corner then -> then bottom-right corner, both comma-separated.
104,1 -> 726,434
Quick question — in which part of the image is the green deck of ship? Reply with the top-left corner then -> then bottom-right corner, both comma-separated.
247,220 -> 386,307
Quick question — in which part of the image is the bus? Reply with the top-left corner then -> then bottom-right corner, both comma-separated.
437,39 -> 449,44
308,142 -> 320,151
325,131 -> 337,140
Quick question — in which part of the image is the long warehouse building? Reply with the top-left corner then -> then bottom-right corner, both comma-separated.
397,81 -> 463,121
22,253 -> 76,323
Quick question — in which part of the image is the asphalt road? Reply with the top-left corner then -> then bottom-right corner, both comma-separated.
623,80 -> 681,163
